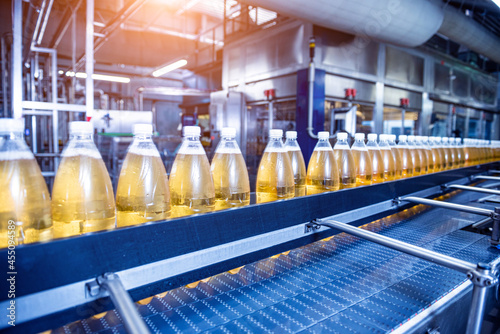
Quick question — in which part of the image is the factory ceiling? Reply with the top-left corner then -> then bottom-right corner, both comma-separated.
0,0 -> 499,76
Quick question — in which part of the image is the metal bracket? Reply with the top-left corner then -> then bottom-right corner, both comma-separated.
392,197 -> 402,206
305,220 -> 322,233
85,273 -> 151,334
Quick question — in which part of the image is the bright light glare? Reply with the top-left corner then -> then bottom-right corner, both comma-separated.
65,71 -> 130,83
493,0 -> 500,8
152,59 -> 188,77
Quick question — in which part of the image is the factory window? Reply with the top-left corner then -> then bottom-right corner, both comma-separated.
325,101 -> 374,135
382,107 -> 420,136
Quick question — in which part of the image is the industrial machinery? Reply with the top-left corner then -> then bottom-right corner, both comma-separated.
2,163 -> 500,333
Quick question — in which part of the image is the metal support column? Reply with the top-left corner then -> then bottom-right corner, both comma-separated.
90,273 -> 151,334
86,0 -> 94,120
491,208 -> 500,246
12,0 -> 23,119
307,219 -> 498,334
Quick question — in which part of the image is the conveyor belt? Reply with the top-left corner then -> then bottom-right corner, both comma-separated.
53,190 -> 500,334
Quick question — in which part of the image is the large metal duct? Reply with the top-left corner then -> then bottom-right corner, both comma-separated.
242,0 -> 444,47
438,5 -> 500,65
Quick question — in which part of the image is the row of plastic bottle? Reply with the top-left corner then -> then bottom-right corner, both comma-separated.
1,118 -> 499,248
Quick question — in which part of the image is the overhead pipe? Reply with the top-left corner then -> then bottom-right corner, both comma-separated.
242,0 -> 444,47
438,5 -> 500,65
35,0 -> 55,46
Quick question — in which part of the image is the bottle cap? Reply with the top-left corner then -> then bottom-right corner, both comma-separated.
379,134 -> 388,141
407,135 -> 415,141
367,133 -> 377,141
221,127 -> 236,137
269,129 -> 283,138
455,137 -> 461,143
286,131 -> 297,139
183,126 -> 201,137
69,121 -> 93,134
318,131 -> 329,139
354,133 -> 365,141
133,123 -> 153,135
390,134 -> 396,141
399,135 -> 407,141
0,118 -> 24,134
337,132 -> 348,140
415,136 -> 422,141
442,137 -> 449,143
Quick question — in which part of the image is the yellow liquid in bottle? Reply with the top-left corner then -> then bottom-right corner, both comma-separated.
333,148 -> 356,189
211,152 -> 250,210
438,147 -> 448,170
306,148 -> 339,195
409,147 -> 422,176
396,147 -> 414,178
380,149 -> 396,181
351,149 -> 373,186
447,146 -> 456,169
170,153 -> 215,217
287,149 -> 306,197
453,146 -> 464,167
52,155 -> 116,238
116,152 -> 171,227
431,147 -> 443,171
423,148 -> 433,173
459,146 -> 466,167
390,147 -> 403,179
367,149 -> 385,184
417,148 -> 428,174
256,151 -> 295,203
0,157 -> 52,247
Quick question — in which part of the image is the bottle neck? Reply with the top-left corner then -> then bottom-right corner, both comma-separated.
134,133 -> 153,141
70,133 -> 93,141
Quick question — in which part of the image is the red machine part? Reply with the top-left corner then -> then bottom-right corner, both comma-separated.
264,89 -> 276,100
400,98 -> 410,108
345,88 -> 357,100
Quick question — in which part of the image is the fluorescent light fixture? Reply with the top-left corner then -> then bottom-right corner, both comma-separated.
58,70 -> 64,75
65,71 -> 130,83
152,59 -> 188,77
493,0 -> 500,8
93,21 -> 105,27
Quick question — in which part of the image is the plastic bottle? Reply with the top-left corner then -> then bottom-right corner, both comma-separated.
377,134 -> 396,181
388,134 -> 403,179
463,138 -> 471,166
351,133 -> 373,186
418,136 -> 434,173
52,122 -> 115,238
256,129 -> 295,203
453,137 -> 465,168
284,131 -> 306,197
365,133 -> 385,183
442,137 -> 455,169
430,137 -> 445,171
333,132 -> 356,189
116,124 -> 170,227
415,136 -> 430,174
306,131 -> 339,195
211,127 -> 250,210
396,135 -> 414,178
169,126 -> 215,217
407,135 -> 422,176
435,137 -> 448,170
0,119 -> 52,247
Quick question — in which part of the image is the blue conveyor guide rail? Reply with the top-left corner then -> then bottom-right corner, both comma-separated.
54,189 -> 500,334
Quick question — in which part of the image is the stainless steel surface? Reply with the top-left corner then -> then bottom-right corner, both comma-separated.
12,0 -> 22,119
324,74 -> 377,103
314,220 -> 476,274
307,60 -> 317,139
385,46 -> 424,87
91,110 -> 153,133
86,0 -> 94,119
97,273 -> 151,334
401,196 -> 494,217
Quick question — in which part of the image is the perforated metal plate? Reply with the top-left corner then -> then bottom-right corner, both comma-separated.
54,190 -> 500,333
